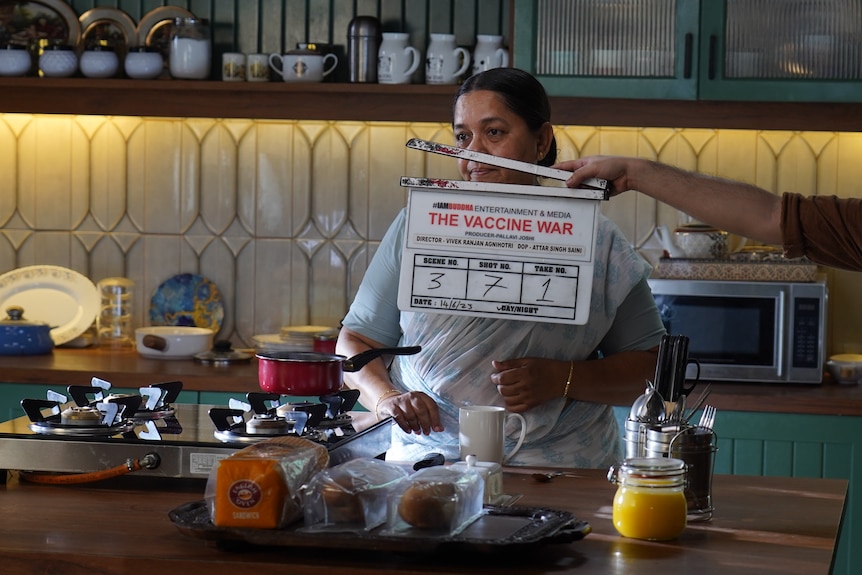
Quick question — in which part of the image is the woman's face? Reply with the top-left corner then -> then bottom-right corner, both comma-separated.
453,90 -> 552,185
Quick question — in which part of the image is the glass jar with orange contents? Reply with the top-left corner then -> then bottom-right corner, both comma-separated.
607,457 -> 688,541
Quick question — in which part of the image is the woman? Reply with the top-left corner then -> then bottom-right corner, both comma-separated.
337,68 -> 664,467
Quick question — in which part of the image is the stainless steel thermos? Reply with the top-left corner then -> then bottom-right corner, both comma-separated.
348,16 -> 381,82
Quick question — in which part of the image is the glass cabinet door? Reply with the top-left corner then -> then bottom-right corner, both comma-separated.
699,0 -> 862,101
512,0 -> 701,99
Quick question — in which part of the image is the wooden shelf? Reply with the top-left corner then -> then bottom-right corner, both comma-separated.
2,77 -> 862,131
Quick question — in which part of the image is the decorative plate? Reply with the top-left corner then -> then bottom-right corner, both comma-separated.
79,7 -> 138,56
0,0 -> 82,48
135,5 -> 194,62
0,265 -> 99,346
149,273 -> 224,332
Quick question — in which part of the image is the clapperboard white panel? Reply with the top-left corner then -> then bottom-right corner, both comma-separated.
397,180 -> 601,324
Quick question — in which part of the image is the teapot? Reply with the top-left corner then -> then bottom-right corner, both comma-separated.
656,224 -> 729,259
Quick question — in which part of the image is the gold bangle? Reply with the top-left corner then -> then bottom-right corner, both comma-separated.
375,389 -> 402,420
563,361 -> 574,398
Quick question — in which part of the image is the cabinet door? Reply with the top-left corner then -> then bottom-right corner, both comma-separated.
512,0 -> 700,99
699,0 -> 862,102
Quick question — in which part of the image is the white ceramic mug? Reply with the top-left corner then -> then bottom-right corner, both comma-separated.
246,53 -> 270,82
425,33 -> 470,85
269,50 -> 337,82
221,52 -> 245,82
378,32 -> 420,84
459,405 -> 527,464
471,34 -> 508,75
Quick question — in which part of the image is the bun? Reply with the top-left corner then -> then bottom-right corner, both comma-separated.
397,480 -> 457,529
320,480 -> 364,523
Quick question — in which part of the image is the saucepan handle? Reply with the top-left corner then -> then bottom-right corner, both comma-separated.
341,346 -> 422,372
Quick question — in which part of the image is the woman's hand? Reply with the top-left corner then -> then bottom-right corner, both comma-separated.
490,358 -> 571,412
377,390 -> 445,435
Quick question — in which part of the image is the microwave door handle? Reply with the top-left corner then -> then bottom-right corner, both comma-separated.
775,291 -> 785,378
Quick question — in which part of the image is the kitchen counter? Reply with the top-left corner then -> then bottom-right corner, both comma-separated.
0,467 -> 845,575
3,348 -> 862,416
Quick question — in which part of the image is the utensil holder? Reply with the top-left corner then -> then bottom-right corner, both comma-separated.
670,426 -> 717,521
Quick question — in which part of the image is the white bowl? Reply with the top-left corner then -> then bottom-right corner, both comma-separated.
826,354 -> 862,385
135,326 -> 214,359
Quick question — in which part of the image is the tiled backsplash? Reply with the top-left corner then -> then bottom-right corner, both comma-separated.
1,113 -> 861,355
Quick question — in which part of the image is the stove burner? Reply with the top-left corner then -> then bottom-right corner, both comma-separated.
20,380 -> 186,437
70,379 -> 183,420
208,390 -> 360,444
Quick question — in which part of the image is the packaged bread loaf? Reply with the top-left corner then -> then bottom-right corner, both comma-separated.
387,465 -> 484,535
300,458 -> 409,532
206,436 -> 329,529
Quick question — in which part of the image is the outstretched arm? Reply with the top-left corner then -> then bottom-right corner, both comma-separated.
555,156 -> 783,245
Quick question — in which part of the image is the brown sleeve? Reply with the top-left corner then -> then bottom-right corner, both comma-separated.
781,192 -> 862,271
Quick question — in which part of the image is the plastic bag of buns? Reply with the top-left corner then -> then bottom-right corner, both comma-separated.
384,465 -> 485,536
299,458 -> 409,532
206,436 -> 329,529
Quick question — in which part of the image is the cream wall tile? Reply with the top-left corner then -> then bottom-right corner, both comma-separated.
0,118 -> 17,227
200,121 -> 246,235
89,117 -> 129,231
17,116 -> 89,230
127,119 -> 191,234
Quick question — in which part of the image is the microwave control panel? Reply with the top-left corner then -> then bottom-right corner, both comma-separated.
792,297 -> 822,368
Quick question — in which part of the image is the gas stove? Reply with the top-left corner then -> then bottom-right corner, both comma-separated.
0,380 -> 392,481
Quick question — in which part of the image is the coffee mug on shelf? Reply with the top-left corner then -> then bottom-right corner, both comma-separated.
221,52 -> 245,81
459,405 -> 527,464
269,49 -> 337,82
425,33 -> 470,85
471,34 -> 508,75
378,32 -> 420,84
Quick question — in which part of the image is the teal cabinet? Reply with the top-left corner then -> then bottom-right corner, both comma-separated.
512,0 -> 700,99
514,0 -> 862,103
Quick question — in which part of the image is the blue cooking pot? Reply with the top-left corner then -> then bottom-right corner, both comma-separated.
0,306 -> 54,355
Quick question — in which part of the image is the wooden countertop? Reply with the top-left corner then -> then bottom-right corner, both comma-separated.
3,348 -> 862,416
0,467 -> 845,575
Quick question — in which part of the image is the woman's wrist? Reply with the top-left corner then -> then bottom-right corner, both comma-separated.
374,389 -> 402,420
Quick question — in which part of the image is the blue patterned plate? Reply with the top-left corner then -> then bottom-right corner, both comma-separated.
149,273 -> 224,332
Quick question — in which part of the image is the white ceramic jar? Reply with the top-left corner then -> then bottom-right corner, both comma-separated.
80,46 -> 119,79
425,33 -> 470,85
0,44 -> 31,77
125,47 -> 163,79
377,32 -> 420,84
39,44 -> 77,78
472,34 -> 508,75
169,17 -> 211,79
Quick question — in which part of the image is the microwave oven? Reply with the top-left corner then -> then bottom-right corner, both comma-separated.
647,277 -> 828,384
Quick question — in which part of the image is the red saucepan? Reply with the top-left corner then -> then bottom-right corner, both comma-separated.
256,346 -> 422,396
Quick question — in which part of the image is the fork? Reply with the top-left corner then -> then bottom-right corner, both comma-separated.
698,404 -> 716,431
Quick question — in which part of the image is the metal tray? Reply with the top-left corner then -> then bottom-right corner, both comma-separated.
168,500 -> 591,553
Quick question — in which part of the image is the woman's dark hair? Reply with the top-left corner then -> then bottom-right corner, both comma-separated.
453,68 -> 558,167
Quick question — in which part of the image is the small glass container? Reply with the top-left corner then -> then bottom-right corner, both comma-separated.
607,457 -> 688,541
97,277 -> 135,349
0,44 -> 32,77
39,44 -> 77,78
80,45 -> 119,78
125,46 -> 163,79
169,17 -> 211,79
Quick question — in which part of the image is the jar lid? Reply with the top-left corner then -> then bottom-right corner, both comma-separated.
2,43 -> 27,50
128,46 -> 160,54
44,44 -> 74,51
296,42 -> 329,53
1,306 -> 49,327
84,44 -> 115,52
173,17 -> 209,25
194,340 -> 252,364
618,457 -> 686,477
